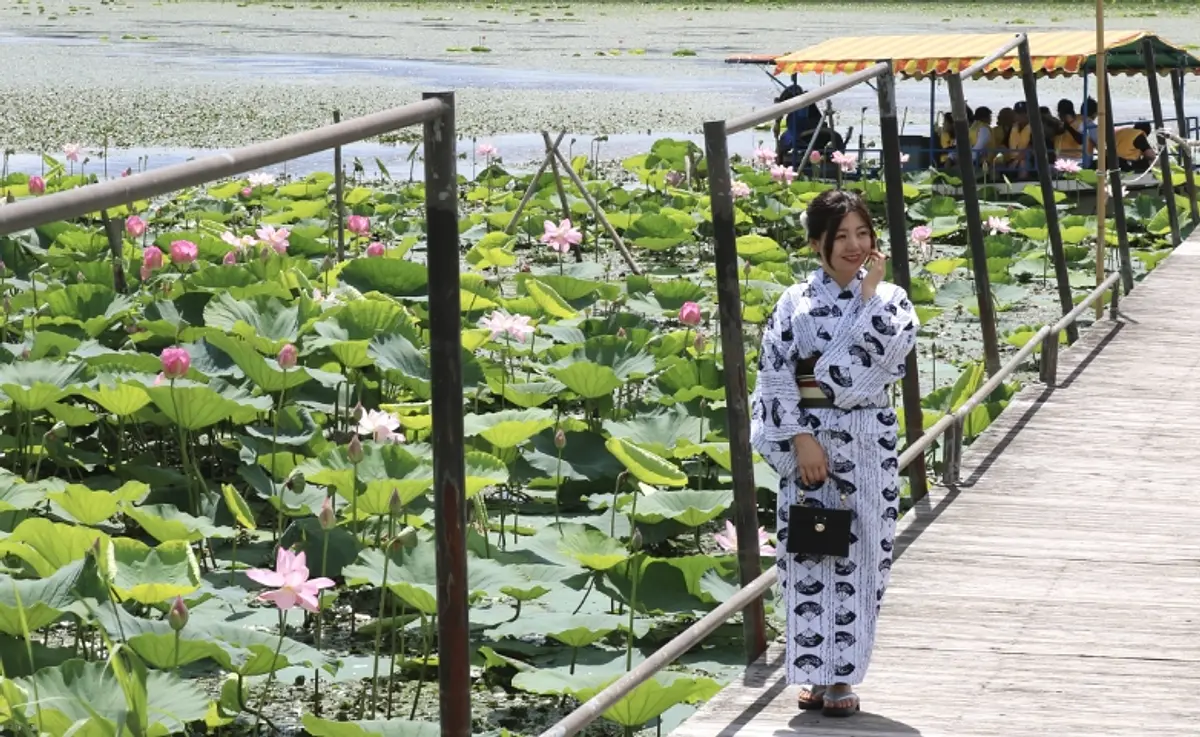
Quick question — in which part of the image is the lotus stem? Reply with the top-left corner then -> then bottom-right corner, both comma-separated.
369,514 -> 395,717
255,609 -> 288,718
389,599 -> 405,719
273,381 -> 288,539
409,611 -> 432,720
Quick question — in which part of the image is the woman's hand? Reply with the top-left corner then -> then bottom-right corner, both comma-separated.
862,249 -> 888,301
793,434 -> 828,486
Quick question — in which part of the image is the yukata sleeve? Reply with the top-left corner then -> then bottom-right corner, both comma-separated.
749,287 -> 817,481
814,286 -> 919,410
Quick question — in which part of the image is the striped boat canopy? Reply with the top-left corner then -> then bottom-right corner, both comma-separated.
727,31 -> 1200,80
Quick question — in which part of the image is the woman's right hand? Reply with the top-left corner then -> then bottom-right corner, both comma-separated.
793,434 -> 828,486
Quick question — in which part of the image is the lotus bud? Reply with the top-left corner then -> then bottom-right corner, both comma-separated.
630,528 -> 643,552
388,488 -> 403,518
167,596 -> 189,631
743,261 -> 752,277
289,471 -> 306,494
20,347 -> 29,360
349,401 -> 364,422
693,331 -> 706,353
395,526 -> 418,548
0,260 -> 5,273
76,271 -> 86,283
616,327 -> 627,339
3,296 -> 10,312
320,256 -> 334,273
277,343 -> 298,370
347,434 -> 364,463
28,176 -> 45,195
554,428 -> 566,450
678,301 -> 702,327
318,495 -> 336,530
89,537 -> 102,559
45,421 -> 68,440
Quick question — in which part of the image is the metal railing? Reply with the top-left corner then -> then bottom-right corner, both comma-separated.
0,93 -> 475,737
539,35 -> 1145,737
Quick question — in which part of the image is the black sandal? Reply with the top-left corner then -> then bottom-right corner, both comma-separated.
797,685 -> 826,710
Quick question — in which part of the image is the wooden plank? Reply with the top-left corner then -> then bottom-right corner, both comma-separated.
671,234 -> 1200,737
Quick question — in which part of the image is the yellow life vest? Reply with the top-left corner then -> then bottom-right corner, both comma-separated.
1055,118 -> 1084,159
1115,127 -> 1144,162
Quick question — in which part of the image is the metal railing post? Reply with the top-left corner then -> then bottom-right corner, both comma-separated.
423,91 -> 470,737
1039,331 -> 1059,387
1142,40 -> 1182,246
703,119 -> 768,665
945,72 -> 1001,376
1101,83 -> 1135,294
876,62 -> 929,503
1018,39 -> 1084,333
1170,69 -> 1200,227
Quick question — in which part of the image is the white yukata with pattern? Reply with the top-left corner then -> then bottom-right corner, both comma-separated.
749,266 -> 918,687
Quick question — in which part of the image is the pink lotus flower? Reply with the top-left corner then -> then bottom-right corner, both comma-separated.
910,225 -> 933,245
664,171 -> 685,187
347,215 -> 370,236
713,519 -> 775,556
240,187 -> 253,198
28,176 -> 45,195
278,343 -> 298,370
255,225 -> 290,254
476,142 -> 498,158
126,216 -> 146,238
809,150 -> 823,164
752,147 -> 776,166
730,180 -> 751,198
830,151 -> 859,173
365,241 -> 386,258
769,164 -> 796,185
142,245 -> 164,270
987,216 -> 1012,235
245,547 -> 334,613
170,240 -> 198,265
160,346 -> 190,379
900,153 -> 911,164
1054,158 -> 1082,174
357,408 -> 403,443
63,143 -> 83,162
479,310 -> 535,343
679,301 -> 702,327
540,218 -> 582,254
222,251 -> 238,265
221,231 -> 255,251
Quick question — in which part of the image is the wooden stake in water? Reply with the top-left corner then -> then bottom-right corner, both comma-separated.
1094,0 -> 1108,320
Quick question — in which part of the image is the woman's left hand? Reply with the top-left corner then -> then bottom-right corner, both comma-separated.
862,249 -> 888,300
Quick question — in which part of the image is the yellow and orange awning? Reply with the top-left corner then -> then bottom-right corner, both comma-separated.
727,31 -> 1200,80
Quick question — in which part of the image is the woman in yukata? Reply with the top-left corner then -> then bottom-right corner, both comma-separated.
748,189 -> 919,717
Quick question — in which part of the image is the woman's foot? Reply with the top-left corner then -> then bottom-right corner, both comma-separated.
822,684 -> 860,717
796,685 -> 826,710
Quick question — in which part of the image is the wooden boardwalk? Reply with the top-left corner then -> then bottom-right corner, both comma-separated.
673,233 -> 1200,737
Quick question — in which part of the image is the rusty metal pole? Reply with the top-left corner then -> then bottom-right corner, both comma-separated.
945,73 -> 1001,376
423,91 -> 470,737
1142,40 -> 1182,247
703,118 -> 767,664
875,64 -> 928,502
1170,69 -> 1200,227
1018,39 -> 1080,336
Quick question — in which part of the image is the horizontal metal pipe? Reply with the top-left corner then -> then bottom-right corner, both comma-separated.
953,326 -> 1050,420
959,34 -> 1026,80
0,98 -> 448,235
900,270 -> 1121,470
1050,271 -> 1122,334
539,566 -> 779,737
725,62 -> 889,135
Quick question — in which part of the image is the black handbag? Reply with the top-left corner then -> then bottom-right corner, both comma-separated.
785,504 -> 852,558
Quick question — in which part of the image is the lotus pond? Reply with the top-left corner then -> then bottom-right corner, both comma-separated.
0,138 -> 1187,736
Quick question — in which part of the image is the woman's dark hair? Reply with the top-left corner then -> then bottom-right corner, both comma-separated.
805,189 -> 876,262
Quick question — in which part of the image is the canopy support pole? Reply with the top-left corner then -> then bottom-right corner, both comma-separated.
877,64 -> 929,503
945,73 -> 1001,376
1170,69 -> 1200,227
1142,39 -> 1182,247
1101,83 -> 1135,294
1018,39 -> 1079,341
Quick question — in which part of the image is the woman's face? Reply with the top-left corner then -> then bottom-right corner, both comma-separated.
813,209 -> 874,282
